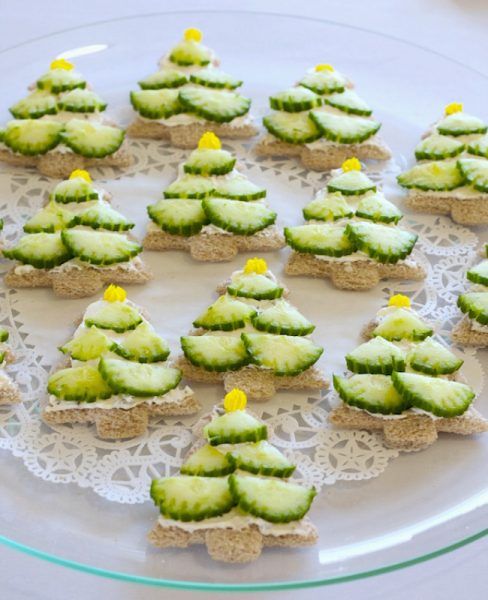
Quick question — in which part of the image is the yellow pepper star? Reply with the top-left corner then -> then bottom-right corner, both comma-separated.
444,102 -> 463,116
103,284 -> 127,302
50,58 -> 74,71
69,169 -> 92,182
198,131 -> 221,150
184,27 -> 203,43
388,294 -> 411,309
244,258 -> 268,275
342,157 -> 361,172
315,64 -> 334,72
224,388 -> 247,412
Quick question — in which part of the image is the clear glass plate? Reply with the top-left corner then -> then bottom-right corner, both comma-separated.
0,9 -> 487,592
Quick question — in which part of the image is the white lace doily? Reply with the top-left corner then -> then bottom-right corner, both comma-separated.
0,140 -> 484,504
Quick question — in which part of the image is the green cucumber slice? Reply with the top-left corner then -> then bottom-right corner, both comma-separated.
391,371 -> 474,417
193,295 -> 256,331
437,112 -> 487,137
227,440 -> 295,478
0,328 -> 9,343
323,90 -> 372,116
37,68 -> 86,93
59,327 -> 114,361
169,40 -> 212,67
333,373 -> 408,414
285,223 -> 356,257
75,202 -> 134,232
345,337 -> 406,375
181,335 -> 249,371
397,161 -> 465,191
242,332 -> 323,375
52,176 -> 98,204
457,292 -> 488,325
299,70 -> 347,95
113,322 -> 170,363
183,148 -> 235,176
263,111 -> 321,144
327,170 -> 376,196
251,300 -> 315,336
414,134 -> 464,160
227,273 -> 284,300
345,221 -> 417,264
229,474 -> 316,523
202,198 -> 276,235
303,192 -> 354,222
138,69 -> 187,90
407,337 -> 463,375
204,410 -> 267,445
147,199 -> 208,236
189,68 -> 242,90
47,365 -> 112,402
58,89 -> 107,113
99,357 -> 181,397
62,120 -> 125,158
9,91 -> 57,119
3,119 -> 62,155
3,232 -> 71,268
179,87 -> 250,123
372,308 -> 433,341
164,174 -> 215,199
214,173 -> 266,201
130,89 -> 181,119
309,111 -> 381,143
356,192 -> 403,224
467,260 -> 488,286
23,200 -> 75,233
61,229 -> 141,266
467,134 -> 488,159
180,444 -> 234,477
457,158 -> 488,192
269,87 -> 322,112
85,302 -> 142,333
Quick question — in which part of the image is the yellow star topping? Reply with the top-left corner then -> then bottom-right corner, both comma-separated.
184,28 -> 203,42
315,64 -> 334,72
388,294 -> 411,309
50,58 -> 74,71
342,157 -> 361,172
444,102 -> 463,115
103,284 -> 127,303
244,258 -> 268,275
198,131 -> 221,150
224,388 -> 247,412
69,169 -> 91,182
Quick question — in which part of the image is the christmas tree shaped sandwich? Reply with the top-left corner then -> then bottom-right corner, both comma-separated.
329,295 -> 488,450
453,244 -> 488,347
176,258 -> 327,399
149,388 -> 317,563
2,170 -> 151,298
127,28 -> 257,147
0,326 -> 21,405
43,285 -> 200,439
144,132 -> 284,261
284,158 -> 425,290
255,63 -> 391,170
397,103 -> 488,225
0,59 -> 131,178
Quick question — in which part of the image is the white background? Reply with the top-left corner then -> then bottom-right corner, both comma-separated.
0,1 -> 487,598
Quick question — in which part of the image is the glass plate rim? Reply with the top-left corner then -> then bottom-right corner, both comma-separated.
0,8 -> 487,591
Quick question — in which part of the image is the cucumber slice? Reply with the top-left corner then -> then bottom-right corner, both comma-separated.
407,338 -> 463,375
169,40 -> 212,67
323,90 -> 372,116
189,68 -> 242,90
303,192 -> 354,222
147,199 -> 208,237
75,202 -> 134,232
204,410 -> 267,445
262,111 -> 321,144
52,176 -> 98,204
181,335 -> 249,372
10,91 -> 57,119
227,273 -> 284,300
327,170 -> 376,196
37,68 -> 86,93
467,260 -> 488,286
397,161 -> 465,191
457,292 -> 488,325
58,89 -> 107,113
23,200 -> 75,233
164,175 -> 214,199
130,89 -> 181,119
3,232 -> 71,268
309,111 -> 381,143
3,119 -> 62,155
202,198 -> 277,235
356,192 -> 403,224
193,295 -> 256,331
457,158 -> 488,192
269,87 -> 322,112
372,308 -> 433,341
345,337 -> 406,375
138,69 -> 187,90
179,87 -> 251,123
467,134 -> 488,159
333,373 -> 408,414
85,302 -> 142,333
214,173 -> 266,201
251,300 -> 315,336
99,357 -> 181,397
184,148 -> 236,176
62,120 -> 125,158
437,112 -> 487,137
345,221 -> 417,264
229,474 -> 316,523
391,372 -> 474,417
47,365 -> 112,402
180,444 -> 234,477
242,333 -> 323,376
285,223 -> 356,257
151,476 -> 234,521
414,134 -> 464,160
299,70 -> 347,95
113,322 -> 170,363
0,328 -> 9,343
60,327 -> 114,361
227,440 -> 295,478
61,230 -> 142,266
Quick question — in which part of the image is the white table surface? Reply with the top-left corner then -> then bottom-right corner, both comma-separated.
0,1 -> 487,598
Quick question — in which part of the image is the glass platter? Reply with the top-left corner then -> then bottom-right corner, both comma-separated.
0,9 -> 486,591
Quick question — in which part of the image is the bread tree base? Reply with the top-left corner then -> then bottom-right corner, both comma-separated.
452,317 -> 488,347
406,191 -> 488,226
